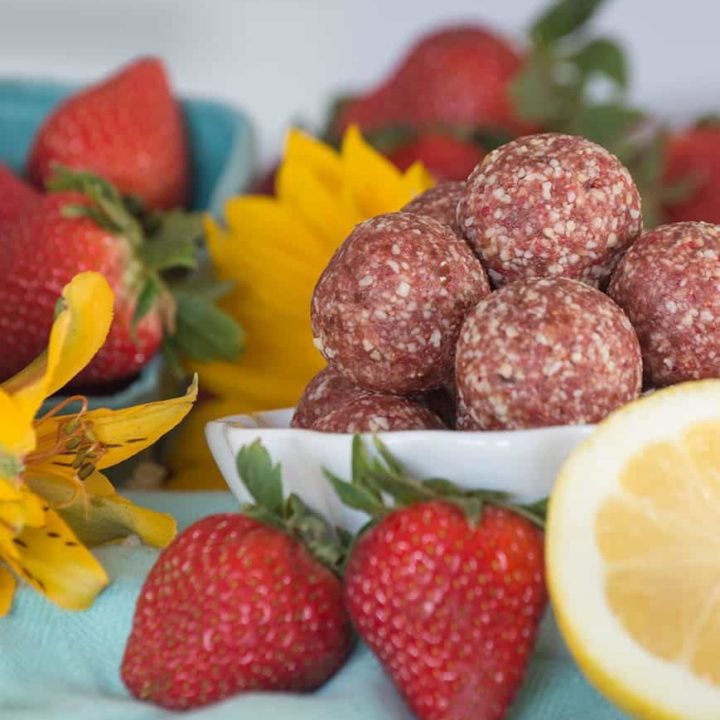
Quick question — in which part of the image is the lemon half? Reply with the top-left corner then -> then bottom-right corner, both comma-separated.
548,380 -> 720,720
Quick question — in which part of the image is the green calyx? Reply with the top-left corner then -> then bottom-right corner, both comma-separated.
236,440 -> 349,573
325,435 -> 547,529
47,166 -> 243,370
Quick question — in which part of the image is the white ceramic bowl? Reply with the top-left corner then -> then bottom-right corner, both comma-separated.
205,409 -> 594,533
205,410 -> 596,659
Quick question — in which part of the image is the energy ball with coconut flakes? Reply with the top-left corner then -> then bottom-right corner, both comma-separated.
291,367 -> 369,429
458,133 -> 642,287
311,212 -> 490,394
402,181 -> 465,235
455,277 -> 642,430
311,394 -> 445,433
608,222 -> 720,387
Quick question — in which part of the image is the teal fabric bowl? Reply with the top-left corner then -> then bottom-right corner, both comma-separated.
0,78 -> 255,413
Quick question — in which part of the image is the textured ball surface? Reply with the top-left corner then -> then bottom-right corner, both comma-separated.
608,221 -> 720,387
311,393 -> 445,433
456,277 -> 642,429
311,212 -> 490,393
458,133 -> 642,287
402,181 -> 466,234
292,367 -> 369,429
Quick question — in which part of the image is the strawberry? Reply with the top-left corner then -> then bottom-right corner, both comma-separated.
0,163 -> 39,225
0,189 -> 162,386
122,441 -> 353,709
0,168 -> 242,388
327,437 -> 547,720
28,57 -> 189,211
386,132 -> 485,181
335,27 -> 527,136
663,125 -> 720,224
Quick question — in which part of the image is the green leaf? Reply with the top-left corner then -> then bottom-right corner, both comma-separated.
172,291 -> 244,362
132,279 -> 160,329
570,102 -> 643,150
285,494 -> 347,570
138,237 -> 198,272
571,37 -> 628,88
510,49 -> 570,124
324,469 -> 386,516
241,504 -> 286,532
147,210 -> 204,246
236,440 -> 284,517
530,0 -> 607,46
372,437 -> 404,476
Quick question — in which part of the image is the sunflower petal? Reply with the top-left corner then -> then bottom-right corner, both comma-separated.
341,125 -> 414,217
2,272 -> 114,421
400,161 -> 436,198
25,471 -> 176,548
284,127 -> 344,190
5,506 -> 108,611
0,566 -> 16,616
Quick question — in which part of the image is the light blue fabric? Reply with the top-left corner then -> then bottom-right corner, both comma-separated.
0,492 -> 628,720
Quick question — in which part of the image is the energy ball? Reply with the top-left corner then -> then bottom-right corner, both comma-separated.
458,133 -> 642,287
456,277 -> 642,430
311,394 -> 445,433
311,212 -> 490,394
291,367 -> 369,429
402,181 -> 465,235
608,222 -> 720,387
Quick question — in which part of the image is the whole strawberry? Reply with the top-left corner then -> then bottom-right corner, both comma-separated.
663,124 -> 720,224
28,57 -> 189,210
0,163 -> 39,225
0,167 -> 241,387
386,132 -> 485,181
327,438 -> 547,720
0,179 -> 162,385
122,441 -> 353,710
335,27 -> 527,136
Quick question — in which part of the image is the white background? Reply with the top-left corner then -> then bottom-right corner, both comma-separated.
0,0 -> 717,163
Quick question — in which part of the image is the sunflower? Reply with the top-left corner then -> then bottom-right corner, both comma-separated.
0,271 -> 196,613
167,126 -> 433,489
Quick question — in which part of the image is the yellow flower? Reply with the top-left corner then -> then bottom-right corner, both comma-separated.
167,126 -> 433,489
0,271 -> 197,614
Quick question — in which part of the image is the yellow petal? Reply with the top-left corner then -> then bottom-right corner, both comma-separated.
341,125 -> 413,217
276,157 -> 357,244
31,376 -> 198,473
400,161 -> 436,199
0,485 -> 45,534
0,566 -> 16,616
2,272 -> 114,421
283,127 -> 344,190
25,471 -> 176,548
5,506 -> 108,611
0,389 -> 35,461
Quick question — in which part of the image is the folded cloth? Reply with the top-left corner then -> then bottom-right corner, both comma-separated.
0,492 -> 628,720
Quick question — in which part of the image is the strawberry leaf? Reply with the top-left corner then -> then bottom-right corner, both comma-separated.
571,37 -> 628,88
138,237 -> 198,272
172,292 -> 244,363
323,469 -> 386,517
530,0 -> 607,46
132,279 -> 160,329
570,103 -> 643,151
237,440 -> 284,518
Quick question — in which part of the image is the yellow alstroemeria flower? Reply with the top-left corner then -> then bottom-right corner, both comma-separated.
167,126 -> 434,489
0,271 -> 197,614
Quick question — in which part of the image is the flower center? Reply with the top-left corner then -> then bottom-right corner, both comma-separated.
27,396 -> 108,485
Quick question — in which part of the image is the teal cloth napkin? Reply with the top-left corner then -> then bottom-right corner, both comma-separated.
0,492 -> 628,720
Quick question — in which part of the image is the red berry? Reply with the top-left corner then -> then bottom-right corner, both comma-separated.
664,126 -> 720,224
345,501 -> 546,720
122,513 -> 353,710
28,58 -> 189,210
0,163 -> 39,225
336,26 -> 527,136
0,192 -> 162,386
386,133 -> 485,181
